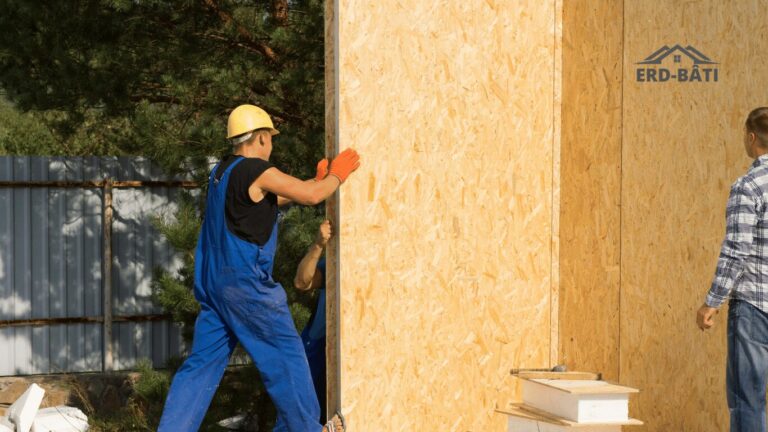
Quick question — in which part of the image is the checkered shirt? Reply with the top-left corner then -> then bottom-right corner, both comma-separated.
707,154 -> 768,312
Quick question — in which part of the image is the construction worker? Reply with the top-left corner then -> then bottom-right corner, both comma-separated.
698,107 -> 768,432
294,219 -> 332,422
158,104 -> 358,432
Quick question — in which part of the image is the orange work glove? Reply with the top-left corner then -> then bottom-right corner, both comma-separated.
315,158 -> 329,181
328,148 -> 360,183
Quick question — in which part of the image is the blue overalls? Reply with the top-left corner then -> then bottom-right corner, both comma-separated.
300,258 -> 327,420
158,157 -> 322,432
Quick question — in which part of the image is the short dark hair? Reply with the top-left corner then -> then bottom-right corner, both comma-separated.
746,107 -> 768,147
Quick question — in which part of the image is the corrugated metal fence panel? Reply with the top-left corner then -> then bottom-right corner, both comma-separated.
30,158 -> 50,374
0,156 -> 187,375
48,157 -> 71,374
0,158 -> 13,374
110,157 -> 185,370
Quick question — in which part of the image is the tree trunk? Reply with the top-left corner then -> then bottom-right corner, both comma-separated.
272,0 -> 289,26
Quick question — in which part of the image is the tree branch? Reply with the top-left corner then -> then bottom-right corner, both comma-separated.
128,94 -> 180,104
202,0 -> 279,63
196,32 -> 273,58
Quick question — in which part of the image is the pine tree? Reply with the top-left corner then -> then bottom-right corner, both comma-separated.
0,1 -> 326,429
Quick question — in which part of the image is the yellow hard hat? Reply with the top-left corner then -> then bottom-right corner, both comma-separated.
227,104 -> 279,139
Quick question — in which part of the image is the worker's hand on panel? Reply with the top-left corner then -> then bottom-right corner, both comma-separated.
696,304 -> 718,331
328,148 -> 361,183
315,158 -> 329,181
315,219 -> 332,247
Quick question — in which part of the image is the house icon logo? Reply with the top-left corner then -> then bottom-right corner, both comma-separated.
635,44 -> 719,83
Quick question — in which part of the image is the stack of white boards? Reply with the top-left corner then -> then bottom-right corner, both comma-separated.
0,384 -> 89,432
497,372 -> 643,432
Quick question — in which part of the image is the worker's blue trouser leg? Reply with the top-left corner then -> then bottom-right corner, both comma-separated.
214,277 -> 321,432
158,303 -> 237,431
727,299 -> 768,432
158,283 -> 321,432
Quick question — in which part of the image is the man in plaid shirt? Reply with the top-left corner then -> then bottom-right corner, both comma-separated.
699,107 -> 768,432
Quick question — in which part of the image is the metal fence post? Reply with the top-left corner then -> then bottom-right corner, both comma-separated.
103,177 -> 114,371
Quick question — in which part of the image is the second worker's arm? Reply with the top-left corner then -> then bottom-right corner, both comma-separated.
294,220 -> 331,291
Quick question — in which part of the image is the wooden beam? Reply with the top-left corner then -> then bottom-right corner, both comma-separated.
513,371 -> 602,381
324,0 -> 341,422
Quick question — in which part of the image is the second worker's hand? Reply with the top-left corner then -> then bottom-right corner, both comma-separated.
315,158 -> 329,182
315,219 -> 332,247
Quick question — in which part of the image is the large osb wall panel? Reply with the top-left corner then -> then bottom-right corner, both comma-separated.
333,1 -> 558,430
559,1 -> 623,382
620,1 -> 768,430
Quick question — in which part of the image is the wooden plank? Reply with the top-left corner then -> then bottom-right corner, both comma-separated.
497,404 -> 570,426
558,0 -> 624,382
550,0 -> 563,369
523,379 -> 639,395
324,0 -> 341,422
515,371 -> 602,381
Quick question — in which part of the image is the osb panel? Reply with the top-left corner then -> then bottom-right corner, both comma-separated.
550,0 -> 563,368
335,1 -> 557,430
621,1 -> 768,430
559,1 -> 623,380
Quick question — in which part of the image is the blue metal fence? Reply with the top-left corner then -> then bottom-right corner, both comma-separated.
0,156 -> 191,375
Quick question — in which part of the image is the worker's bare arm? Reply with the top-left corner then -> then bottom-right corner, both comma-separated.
277,158 -> 331,207
294,245 -> 324,290
294,220 -> 331,290
252,167 -> 339,206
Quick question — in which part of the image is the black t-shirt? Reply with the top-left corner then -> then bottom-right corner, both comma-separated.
214,155 -> 278,245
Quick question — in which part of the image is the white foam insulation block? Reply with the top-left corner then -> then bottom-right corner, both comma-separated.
31,406 -> 89,432
8,383 -> 45,432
